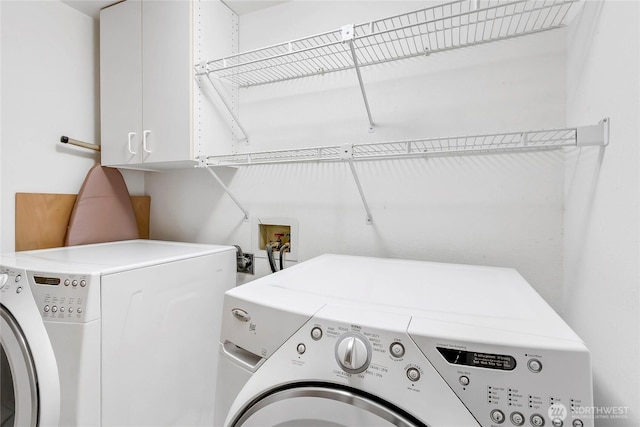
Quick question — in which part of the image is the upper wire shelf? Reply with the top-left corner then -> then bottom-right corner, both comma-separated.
198,0 -> 579,88
201,120 -> 608,167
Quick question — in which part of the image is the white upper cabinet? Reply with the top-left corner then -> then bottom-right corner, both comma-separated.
100,0 -> 237,170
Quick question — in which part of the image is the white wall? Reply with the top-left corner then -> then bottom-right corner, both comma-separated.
564,1 -> 639,425
147,0 -> 568,311
0,1 -> 144,252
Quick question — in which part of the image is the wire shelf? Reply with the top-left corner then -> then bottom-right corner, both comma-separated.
202,125 -> 589,166
200,0 -> 578,88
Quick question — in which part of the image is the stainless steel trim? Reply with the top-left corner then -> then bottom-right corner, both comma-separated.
0,305 -> 39,427
233,386 -> 423,427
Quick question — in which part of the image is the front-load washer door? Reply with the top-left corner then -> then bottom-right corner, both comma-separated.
0,305 -> 39,427
230,384 -> 426,427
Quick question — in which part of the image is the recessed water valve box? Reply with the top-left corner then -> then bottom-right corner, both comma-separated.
259,224 -> 291,251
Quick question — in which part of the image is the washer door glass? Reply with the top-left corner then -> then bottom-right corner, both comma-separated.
0,305 -> 39,427
233,385 -> 425,427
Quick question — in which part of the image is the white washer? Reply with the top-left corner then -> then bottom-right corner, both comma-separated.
1,239 -> 236,427
1,265 -> 60,427
216,254 -> 593,427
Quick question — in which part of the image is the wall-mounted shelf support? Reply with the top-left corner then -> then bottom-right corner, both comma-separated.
342,25 -> 375,132
577,117 -> 609,147
203,165 -> 249,221
342,144 -> 373,224
197,63 -> 249,142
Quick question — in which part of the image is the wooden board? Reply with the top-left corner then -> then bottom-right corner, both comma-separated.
15,193 -> 150,251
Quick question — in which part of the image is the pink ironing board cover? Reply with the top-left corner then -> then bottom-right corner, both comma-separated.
65,165 -> 140,246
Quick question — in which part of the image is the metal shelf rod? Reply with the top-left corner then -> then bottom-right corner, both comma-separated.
205,167 -> 249,221
201,71 -> 249,142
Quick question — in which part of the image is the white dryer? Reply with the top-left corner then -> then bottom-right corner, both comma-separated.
215,254 -> 593,427
1,239 -> 236,427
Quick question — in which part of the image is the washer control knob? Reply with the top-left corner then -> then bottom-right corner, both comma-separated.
72,280 -> 78,287
552,419 -> 563,427
69,307 -> 74,313
44,305 -> 50,313
528,359 -> 543,373
80,280 -> 87,287
389,342 -> 405,358
572,420 -> 583,427
15,275 -> 22,282
51,306 -> 58,313
406,367 -> 421,382
0,274 -> 8,287
311,327 -> 323,340
335,334 -> 371,374
531,414 -> 545,426
77,308 -> 83,314
490,409 -> 505,424
64,279 -> 70,286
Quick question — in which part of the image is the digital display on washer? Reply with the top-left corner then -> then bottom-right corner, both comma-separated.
33,276 -> 60,286
437,347 -> 516,370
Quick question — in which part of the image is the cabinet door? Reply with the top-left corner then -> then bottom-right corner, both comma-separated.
141,1 -> 193,165
100,0 -> 143,166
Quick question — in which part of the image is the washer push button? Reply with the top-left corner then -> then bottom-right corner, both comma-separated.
389,342 -> 405,358
458,375 -> 470,386
310,327 -> 323,341
406,367 -> 420,382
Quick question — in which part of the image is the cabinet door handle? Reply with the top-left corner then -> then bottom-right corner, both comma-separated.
127,132 -> 137,155
143,130 -> 152,153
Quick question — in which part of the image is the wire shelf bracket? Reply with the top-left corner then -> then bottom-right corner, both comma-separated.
342,24 -> 375,132
203,165 -> 250,221
197,63 -> 249,142
342,144 -> 374,224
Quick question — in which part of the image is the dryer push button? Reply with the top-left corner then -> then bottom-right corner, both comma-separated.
531,414 -> 545,426
490,409 -> 505,424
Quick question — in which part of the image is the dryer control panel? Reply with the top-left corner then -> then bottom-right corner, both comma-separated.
27,271 -> 99,323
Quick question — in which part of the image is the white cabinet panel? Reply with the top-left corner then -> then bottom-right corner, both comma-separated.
100,0 -> 143,166
141,1 -> 192,165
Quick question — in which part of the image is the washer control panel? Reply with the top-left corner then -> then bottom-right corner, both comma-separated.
27,271 -> 97,322
411,333 -> 594,427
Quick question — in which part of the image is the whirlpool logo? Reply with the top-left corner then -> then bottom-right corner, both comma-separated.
548,403 -> 568,421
